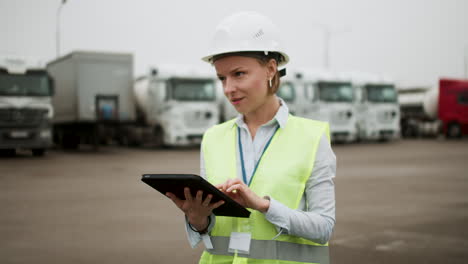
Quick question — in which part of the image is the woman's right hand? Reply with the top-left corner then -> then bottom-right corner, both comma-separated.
166,187 -> 224,231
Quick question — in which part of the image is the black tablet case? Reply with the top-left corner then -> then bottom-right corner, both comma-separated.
141,174 -> 251,218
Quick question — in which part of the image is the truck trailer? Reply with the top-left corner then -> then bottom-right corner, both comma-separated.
398,86 -> 439,138
46,51 -> 135,149
398,78 -> 468,139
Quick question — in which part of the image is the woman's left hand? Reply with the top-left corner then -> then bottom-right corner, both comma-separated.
216,178 -> 270,213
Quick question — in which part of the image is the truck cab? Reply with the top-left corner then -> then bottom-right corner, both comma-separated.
0,58 -> 54,156
302,69 -> 357,143
134,65 -> 219,147
349,72 -> 400,141
276,71 -> 303,116
439,79 -> 468,138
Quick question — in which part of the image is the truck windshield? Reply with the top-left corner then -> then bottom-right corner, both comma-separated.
277,82 -> 295,102
366,85 -> 397,103
170,79 -> 215,101
318,82 -> 353,102
0,73 -> 52,96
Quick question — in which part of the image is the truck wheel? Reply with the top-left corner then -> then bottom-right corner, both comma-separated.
153,127 -> 164,148
446,123 -> 462,139
32,149 -> 46,156
63,134 -> 79,149
378,136 -> 389,143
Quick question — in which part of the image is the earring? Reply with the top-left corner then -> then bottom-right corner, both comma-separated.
269,79 -> 272,88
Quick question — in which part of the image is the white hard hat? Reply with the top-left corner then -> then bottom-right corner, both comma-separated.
202,11 -> 290,67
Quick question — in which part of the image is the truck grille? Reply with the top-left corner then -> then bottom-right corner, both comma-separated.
331,110 -> 353,125
0,108 -> 47,127
377,110 -> 397,123
184,110 -> 213,129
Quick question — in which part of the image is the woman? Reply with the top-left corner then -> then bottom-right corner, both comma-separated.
166,11 -> 336,264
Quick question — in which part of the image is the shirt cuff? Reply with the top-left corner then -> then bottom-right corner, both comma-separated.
184,214 -> 216,249
264,197 -> 290,232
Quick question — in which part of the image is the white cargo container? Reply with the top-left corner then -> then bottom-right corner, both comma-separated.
46,51 -> 135,149
133,65 -> 219,147
346,72 -> 400,141
0,56 -> 54,156
301,69 -> 357,143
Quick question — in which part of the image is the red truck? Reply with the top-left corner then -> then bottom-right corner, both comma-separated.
439,79 -> 468,138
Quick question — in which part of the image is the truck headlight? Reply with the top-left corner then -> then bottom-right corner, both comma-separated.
40,130 -> 51,138
42,109 -> 53,119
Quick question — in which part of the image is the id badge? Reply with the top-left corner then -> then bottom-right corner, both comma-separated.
228,232 -> 251,255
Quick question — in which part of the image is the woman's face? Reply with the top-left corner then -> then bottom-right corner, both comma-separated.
214,56 -> 273,115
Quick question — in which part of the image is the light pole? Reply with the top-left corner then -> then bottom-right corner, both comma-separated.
464,44 -> 468,79
311,23 -> 351,69
56,0 -> 67,58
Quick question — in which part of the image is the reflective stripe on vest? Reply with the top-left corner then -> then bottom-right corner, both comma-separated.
201,115 -> 330,264
205,237 -> 329,264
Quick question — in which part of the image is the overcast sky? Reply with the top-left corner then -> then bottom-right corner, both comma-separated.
2,0 -> 468,87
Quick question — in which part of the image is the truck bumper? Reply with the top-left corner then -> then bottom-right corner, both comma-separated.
331,124 -> 358,143
165,133 -> 203,147
332,131 -> 357,143
0,126 -> 53,149
364,125 -> 400,140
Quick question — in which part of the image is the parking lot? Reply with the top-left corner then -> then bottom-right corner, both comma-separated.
1,139 -> 467,264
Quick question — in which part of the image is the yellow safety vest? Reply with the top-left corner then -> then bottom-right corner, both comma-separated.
200,115 -> 331,264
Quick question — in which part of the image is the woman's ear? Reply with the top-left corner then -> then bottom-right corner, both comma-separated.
267,58 -> 278,79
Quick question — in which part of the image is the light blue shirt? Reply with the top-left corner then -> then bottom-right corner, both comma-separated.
186,97 -> 336,247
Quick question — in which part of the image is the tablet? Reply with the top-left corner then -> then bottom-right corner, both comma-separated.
141,174 -> 251,218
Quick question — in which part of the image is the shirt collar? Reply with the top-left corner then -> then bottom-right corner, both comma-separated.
232,96 -> 289,129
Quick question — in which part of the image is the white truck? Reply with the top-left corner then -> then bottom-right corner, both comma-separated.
348,72 -> 400,141
47,51 -> 136,149
133,65 -> 219,147
218,84 -> 238,122
276,70 -> 304,116
301,69 -> 357,143
0,57 -> 54,156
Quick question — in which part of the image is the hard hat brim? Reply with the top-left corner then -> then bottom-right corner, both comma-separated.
202,50 -> 290,67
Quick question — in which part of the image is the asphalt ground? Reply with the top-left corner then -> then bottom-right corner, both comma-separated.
1,139 -> 467,264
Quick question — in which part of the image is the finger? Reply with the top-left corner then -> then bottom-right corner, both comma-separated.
226,178 -> 243,189
196,190 -> 203,202
233,178 -> 242,184
209,200 -> 225,210
225,178 -> 236,190
215,183 -> 224,191
221,180 -> 229,192
202,194 -> 212,206
184,187 -> 193,202
226,183 -> 243,193
166,192 -> 184,209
